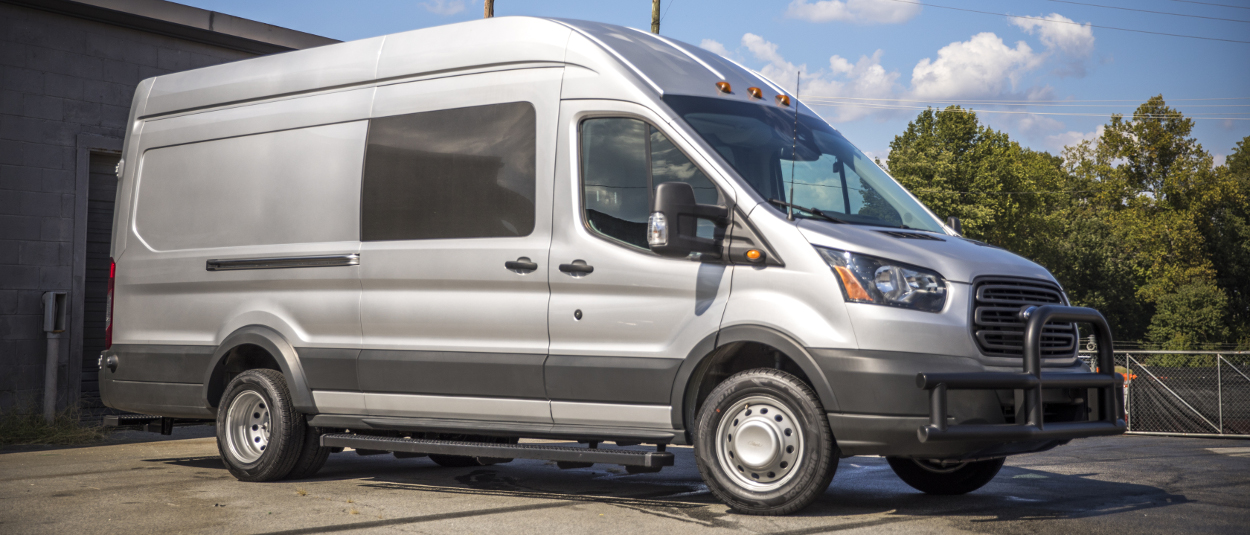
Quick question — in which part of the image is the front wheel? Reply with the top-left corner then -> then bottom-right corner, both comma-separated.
694,369 -> 838,515
886,457 -> 1005,495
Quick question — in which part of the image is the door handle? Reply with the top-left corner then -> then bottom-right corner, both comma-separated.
558,262 -> 594,274
505,258 -> 539,272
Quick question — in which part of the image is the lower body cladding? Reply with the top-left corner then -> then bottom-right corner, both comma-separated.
811,348 -> 1121,460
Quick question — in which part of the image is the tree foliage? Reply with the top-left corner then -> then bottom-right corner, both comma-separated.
886,97 -> 1249,349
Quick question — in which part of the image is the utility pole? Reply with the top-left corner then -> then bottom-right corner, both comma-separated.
651,0 -> 660,34
484,0 -> 494,18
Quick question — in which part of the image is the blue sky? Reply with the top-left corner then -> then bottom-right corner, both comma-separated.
178,0 -> 1250,165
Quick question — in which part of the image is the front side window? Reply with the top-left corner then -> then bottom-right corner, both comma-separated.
580,117 -> 719,249
361,102 -> 536,241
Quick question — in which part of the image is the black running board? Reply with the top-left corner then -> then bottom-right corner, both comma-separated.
320,434 -> 675,469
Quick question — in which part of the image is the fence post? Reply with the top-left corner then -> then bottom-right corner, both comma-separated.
1217,355 -> 1222,434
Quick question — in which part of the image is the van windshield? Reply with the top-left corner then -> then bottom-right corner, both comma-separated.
663,95 -> 945,233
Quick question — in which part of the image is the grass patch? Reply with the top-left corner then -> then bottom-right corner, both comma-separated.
0,406 -> 110,447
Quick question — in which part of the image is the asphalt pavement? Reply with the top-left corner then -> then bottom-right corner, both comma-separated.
1,427 -> 1248,534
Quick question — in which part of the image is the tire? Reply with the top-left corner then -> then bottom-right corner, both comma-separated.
428,435 -> 518,467
694,368 -> 838,515
216,369 -> 305,482
886,457 -> 1005,495
284,425 -> 331,480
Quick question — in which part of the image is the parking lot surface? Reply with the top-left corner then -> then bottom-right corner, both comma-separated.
1,429 -> 1247,534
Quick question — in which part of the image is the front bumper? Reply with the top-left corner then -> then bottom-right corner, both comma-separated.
916,306 -> 1125,444
810,305 -> 1125,460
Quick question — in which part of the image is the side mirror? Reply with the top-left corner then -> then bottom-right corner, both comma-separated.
648,182 -> 728,258
946,216 -> 962,235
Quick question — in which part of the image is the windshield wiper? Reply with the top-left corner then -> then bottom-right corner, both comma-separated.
767,199 -> 847,225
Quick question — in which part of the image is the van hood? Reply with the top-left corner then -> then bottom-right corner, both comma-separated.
796,219 -> 1057,285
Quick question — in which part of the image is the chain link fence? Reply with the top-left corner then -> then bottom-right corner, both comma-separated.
1080,350 -> 1250,438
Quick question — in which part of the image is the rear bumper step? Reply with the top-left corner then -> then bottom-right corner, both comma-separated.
102,414 -> 173,435
320,434 -> 675,469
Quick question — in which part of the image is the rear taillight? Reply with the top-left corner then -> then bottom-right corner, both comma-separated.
104,257 -> 115,349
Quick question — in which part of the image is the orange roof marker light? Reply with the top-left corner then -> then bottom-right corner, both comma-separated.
747,86 -> 763,99
716,81 -> 732,93
775,94 -> 791,107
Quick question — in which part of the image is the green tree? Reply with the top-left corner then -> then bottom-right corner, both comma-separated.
886,98 -> 1237,347
1147,281 -> 1230,350
886,107 -> 1066,254
1202,136 -> 1250,347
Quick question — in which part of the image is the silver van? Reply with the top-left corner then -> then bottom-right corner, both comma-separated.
99,17 -> 1124,514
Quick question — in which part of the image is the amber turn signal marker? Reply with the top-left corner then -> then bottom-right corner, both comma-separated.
775,94 -> 791,107
747,87 -> 763,99
746,249 -> 763,261
834,266 -> 874,302
716,81 -> 732,93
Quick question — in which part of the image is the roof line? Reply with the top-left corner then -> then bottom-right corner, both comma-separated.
625,27 -> 725,81
550,19 -> 664,96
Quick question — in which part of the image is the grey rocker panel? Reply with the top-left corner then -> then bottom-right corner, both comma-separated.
357,350 -> 547,399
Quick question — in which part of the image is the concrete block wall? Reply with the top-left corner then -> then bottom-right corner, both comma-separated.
0,2 -> 255,412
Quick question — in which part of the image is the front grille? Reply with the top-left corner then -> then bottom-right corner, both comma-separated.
971,278 -> 1076,358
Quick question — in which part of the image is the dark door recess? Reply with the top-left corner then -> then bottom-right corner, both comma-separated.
80,152 -> 120,419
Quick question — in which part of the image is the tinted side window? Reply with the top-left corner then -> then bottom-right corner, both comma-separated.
362,102 -> 536,241
580,118 -> 719,249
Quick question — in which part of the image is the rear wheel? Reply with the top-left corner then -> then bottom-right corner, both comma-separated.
886,457 -> 1005,495
284,425 -> 331,480
217,369 -> 305,481
694,369 -> 837,515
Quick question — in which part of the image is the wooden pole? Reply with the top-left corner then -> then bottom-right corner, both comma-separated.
651,0 -> 660,34
484,0 -> 494,18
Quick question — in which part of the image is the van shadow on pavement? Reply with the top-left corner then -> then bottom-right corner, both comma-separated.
142,444 -> 1187,529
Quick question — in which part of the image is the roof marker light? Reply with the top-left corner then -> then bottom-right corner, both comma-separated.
716,81 -> 732,93
776,94 -> 791,107
747,87 -> 763,99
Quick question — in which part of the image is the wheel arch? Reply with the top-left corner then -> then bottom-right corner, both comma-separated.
202,325 -> 317,414
669,325 -> 840,438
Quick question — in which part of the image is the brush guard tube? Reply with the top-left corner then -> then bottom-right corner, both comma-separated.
917,305 -> 1126,443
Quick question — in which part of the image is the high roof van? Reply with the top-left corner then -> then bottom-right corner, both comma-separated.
99,17 -> 1124,514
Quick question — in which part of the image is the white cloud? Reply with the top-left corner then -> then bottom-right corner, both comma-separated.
1045,125 -> 1105,152
909,32 -> 1041,100
740,34 -> 900,122
1214,153 -> 1227,167
785,0 -> 920,24
1011,13 -> 1095,57
1011,13 -> 1095,77
699,39 -> 732,58
421,0 -> 464,16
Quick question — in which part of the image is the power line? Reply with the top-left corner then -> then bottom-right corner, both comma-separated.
880,0 -> 1250,44
660,0 -> 678,23
803,96 -> 1250,103
1041,0 -> 1250,23
1163,0 -> 1250,11
801,96 -> 1250,108
805,100 -> 1250,120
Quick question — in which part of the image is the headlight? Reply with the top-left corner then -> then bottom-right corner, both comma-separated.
815,247 -> 947,312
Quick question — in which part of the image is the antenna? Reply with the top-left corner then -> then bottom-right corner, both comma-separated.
787,71 -> 801,221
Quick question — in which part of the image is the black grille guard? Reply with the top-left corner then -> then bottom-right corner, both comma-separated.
917,305 -> 1126,442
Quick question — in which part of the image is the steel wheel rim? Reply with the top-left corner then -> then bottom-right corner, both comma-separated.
226,390 -> 271,465
715,395 -> 805,491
